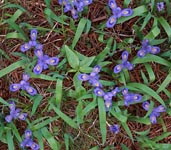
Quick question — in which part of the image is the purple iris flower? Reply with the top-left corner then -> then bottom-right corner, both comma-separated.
154,105 -> 166,113
104,92 -> 113,111
111,87 -> 119,96
78,73 -> 90,81
106,0 -> 133,28
58,0 -> 93,19
91,80 -> 103,88
109,124 -> 120,134
124,93 -> 142,106
78,65 -> 102,87
10,73 -> 37,96
94,88 -> 105,97
150,112 -> 157,124
21,129 -> 39,150
142,102 -> 166,124
122,88 -> 142,106
157,2 -> 164,12
113,51 -> 134,74
5,101 -> 27,123
93,65 -> 101,74
122,88 -> 128,95
33,49 -> 59,75
105,99 -> 112,111
137,39 -> 160,58
142,101 -> 150,111
104,92 -> 113,101
20,29 -> 38,52
149,105 -> 166,124
94,87 -> 120,111
71,8 -> 79,19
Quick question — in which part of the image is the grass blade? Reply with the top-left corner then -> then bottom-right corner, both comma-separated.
41,127 -> 60,150
132,54 -> 171,67
117,5 -> 148,24
55,79 -> 63,108
0,97 -> 10,106
71,18 -> 88,49
6,130 -> 14,150
127,82 -> 166,107
31,95 -> 43,116
98,97 -> 106,145
0,60 -> 25,78
156,70 -> 171,93
50,104 -> 78,129
64,45 -> 80,69
158,17 -> 171,42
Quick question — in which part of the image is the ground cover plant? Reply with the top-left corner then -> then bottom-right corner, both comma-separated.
1,0 -> 171,149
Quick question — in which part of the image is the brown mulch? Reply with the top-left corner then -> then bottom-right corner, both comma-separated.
1,0 -> 171,150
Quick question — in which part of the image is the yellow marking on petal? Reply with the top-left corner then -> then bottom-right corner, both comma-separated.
134,96 -> 138,100
123,11 -> 128,14
117,65 -> 121,71
140,51 -> 145,56
95,83 -> 99,86
98,91 -> 102,95
110,17 -> 115,24
106,102 -> 111,108
123,90 -> 127,95
112,91 -> 116,94
26,132 -> 31,137
151,116 -> 155,122
144,104 -> 149,110
28,88 -> 33,93
84,0 -> 89,4
111,3 -> 116,8
82,75 -> 87,79
25,44 -> 28,49
36,65 -> 41,71
159,107 -> 164,111
152,47 -> 157,53
71,9 -> 76,14
123,54 -> 127,60
13,85 -> 18,89
94,68 -> 99,72
37,50 -> 41,56
31,33 -> 36,38
19,114 -> 24,118
32,143 -> 36,148
50,59 -> 55,63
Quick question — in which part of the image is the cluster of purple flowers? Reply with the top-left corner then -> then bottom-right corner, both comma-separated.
10,73 -> 37,96
109,124 -> 120,134
5,101 -> 27,123
106,0 -> 133,28
142,101 -> 166,124
113,50 -> 134,74
21,29 -> 38,52
78,64 -> 143,112
94,87 -> 119,111
58,0 -> 93,19
78,65 -> 102,88
157,2 -> 164,12
78,65 -> 120,111
113,40 -> 161,74
33,46 -> 59,75
122,88 -> 142,106
21,129 -> 39,150
21,29 -> 59,75
137,39 -> 160,58
4,100 -> 39,149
